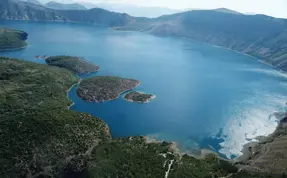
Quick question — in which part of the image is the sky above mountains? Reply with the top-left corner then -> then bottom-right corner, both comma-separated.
39,0 -> 287,18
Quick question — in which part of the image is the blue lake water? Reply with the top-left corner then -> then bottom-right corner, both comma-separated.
1,20 -> 287,158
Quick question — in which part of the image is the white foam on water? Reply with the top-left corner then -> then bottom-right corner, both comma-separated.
219,92 -> 286,159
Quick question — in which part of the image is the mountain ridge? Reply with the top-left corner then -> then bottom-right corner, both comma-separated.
0,0 -> 134,26
19,0 -> 42,5
213,8 -> 242,14
116,10 -> 287,72
90,3 -> 181,18
45,1 -> 87,10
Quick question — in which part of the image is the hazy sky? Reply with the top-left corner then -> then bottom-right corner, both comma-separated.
54,0 -> 287,18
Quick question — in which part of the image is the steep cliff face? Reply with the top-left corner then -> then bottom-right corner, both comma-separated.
118,10 -> 287,71
0,0 -> 134,26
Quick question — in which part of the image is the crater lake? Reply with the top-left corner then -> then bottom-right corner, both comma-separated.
1,20 -> 286,159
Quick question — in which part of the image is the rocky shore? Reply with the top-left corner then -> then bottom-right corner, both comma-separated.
236,112 -> 287,174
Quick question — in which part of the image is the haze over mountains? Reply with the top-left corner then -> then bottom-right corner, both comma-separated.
45,1 -> 87,10
0,0 -> 133,25
86,3 -> 181,18
20,0 -> 42,5
19,0 -> 255,18
1,0 -> 287,72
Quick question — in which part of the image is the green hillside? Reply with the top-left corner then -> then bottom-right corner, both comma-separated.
0,57 -> 243,178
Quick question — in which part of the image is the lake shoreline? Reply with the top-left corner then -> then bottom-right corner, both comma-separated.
67,76 -> 286,163
77,81 -> 141,103
0,44 -> 28,52
113,28 -> 287,73
103,82 -> 141,102
180,35 -> 287,161
143,135 -> 233,162
67,79 -> 82,110
180,36 -> 287,74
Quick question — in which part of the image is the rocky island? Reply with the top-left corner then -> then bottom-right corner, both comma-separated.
77,76 -> 140,102
0,28 -> 28,51
124,91 -> 156,103
45,55 -> 100,74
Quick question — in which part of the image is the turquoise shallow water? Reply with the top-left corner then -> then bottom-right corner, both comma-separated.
1,20 -> 287,158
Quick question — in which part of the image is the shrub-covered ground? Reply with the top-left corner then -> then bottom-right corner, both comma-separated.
77,76 -> 139,102
0,58 -> 109,177
0,28 -> 28,50
124,91 -> 155,103
1,57 -> 284,178
45,56 -> 100,74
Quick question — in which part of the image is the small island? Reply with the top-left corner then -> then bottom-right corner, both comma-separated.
45,55 -> 100,74
35,55 -> 49,59
77,76 -> 140,102
124,91 -> 156,103
0,28 -> 28,51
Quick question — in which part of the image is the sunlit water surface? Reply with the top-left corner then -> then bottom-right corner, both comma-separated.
1,20 -> 286,158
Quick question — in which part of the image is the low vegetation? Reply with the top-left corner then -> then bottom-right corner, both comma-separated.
86,137 -> 241,178
1,57 -> 286,178
0,57 -> 244,178
0,28 -> 28,51
124,91 -> 155,103
45,56 -> 100,74
170,154 -> 238,178
77,76 -> 139,102
86,137 -> 174,178
0,57 -> 110,177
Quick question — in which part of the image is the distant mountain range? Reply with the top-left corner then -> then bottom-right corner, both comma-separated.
0,0 -> 286,71
80,3 -> 242,18
19,0 -> 42,5
87,3 -> 181,18
18,0 -> 246,18
0,0 -> 133,26
26,0 -> 182,17
45,1 -> 86,10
